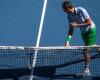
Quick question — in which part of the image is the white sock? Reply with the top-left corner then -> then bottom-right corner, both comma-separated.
85,64 -> 89,70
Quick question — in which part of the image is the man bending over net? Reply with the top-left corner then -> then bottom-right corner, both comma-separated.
62,0 -> 96,77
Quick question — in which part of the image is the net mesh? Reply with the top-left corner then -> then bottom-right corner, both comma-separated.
0,46 -> 100,79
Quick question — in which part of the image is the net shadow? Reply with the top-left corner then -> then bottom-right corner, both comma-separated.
0,68 -> 30,80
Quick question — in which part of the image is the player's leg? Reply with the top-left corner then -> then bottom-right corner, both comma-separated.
81,27 -> 96,77
83,47 -> 91,76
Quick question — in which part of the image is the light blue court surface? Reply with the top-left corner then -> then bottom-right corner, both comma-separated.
0,0 -> 100,80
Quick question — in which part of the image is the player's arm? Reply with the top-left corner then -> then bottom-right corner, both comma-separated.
77,18 -> 92,27
66,25 -> 74,47
70,18 -> 92,28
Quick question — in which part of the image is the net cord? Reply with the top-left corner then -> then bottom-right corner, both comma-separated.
0,45 -> 99,50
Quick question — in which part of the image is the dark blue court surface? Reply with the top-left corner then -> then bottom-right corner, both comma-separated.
0,0 -> 100,80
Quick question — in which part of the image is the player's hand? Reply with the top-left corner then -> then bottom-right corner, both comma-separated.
66,42 -> 70,48
70,22 -> 78,28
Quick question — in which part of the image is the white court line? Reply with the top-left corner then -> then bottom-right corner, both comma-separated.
29,0 -> 48,80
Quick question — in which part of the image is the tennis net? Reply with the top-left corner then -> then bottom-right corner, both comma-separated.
0,46 -> 100,79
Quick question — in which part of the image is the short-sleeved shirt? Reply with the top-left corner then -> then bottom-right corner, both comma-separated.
67,7 -> 95,34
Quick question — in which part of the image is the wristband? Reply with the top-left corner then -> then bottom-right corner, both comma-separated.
66,35 -> 72,42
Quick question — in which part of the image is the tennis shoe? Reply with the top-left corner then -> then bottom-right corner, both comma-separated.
76,68 -> 91,77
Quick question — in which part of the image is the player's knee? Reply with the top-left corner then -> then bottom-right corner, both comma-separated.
84,48 -> 90,53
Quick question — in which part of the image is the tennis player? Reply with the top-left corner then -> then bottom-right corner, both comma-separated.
62,0 -> 96,77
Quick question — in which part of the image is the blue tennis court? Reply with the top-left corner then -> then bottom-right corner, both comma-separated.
0,0 -> 100,80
